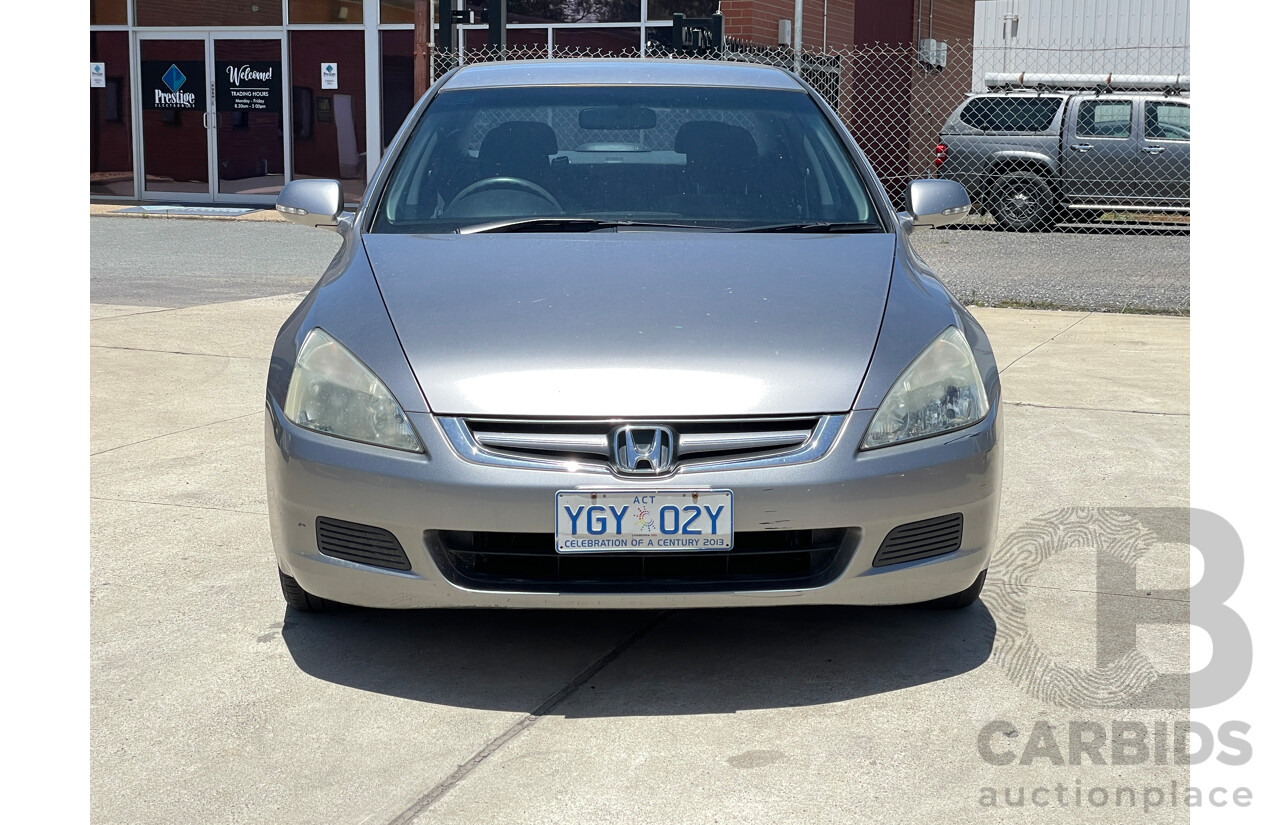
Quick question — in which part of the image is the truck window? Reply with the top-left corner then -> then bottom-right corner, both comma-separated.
958,97 -> 1061,132
1076,100 -> 1132,138
1144,102 -> 1190,141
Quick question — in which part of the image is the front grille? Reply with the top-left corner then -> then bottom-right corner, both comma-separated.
458,416 -> 825,472
427,528 -> 856,593
316,517 -> 412,571
872,514 -> 964,567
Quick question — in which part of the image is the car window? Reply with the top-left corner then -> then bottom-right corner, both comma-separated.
957,97 -> 1062,132
1076,100 -> 1133,138
1144,101 -> 1190,141
371,85 -> 879,233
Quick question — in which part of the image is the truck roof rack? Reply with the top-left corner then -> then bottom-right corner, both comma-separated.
983,72 -> 1189,94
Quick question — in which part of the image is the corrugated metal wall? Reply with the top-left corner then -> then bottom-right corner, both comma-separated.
972,0 -> 1190,90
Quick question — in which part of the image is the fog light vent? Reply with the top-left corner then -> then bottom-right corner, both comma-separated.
872,514 -> 963,567
316,517 -> 411,571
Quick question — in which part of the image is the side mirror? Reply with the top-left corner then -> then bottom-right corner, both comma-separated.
276,179 -> 345,230
901,179 -> 971,229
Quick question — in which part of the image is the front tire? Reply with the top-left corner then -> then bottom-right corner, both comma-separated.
925,569 -> 987,609
278,567 -> 343,612
991,172 -> 1056,231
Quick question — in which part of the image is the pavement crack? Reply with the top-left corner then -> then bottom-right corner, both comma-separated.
90,306 -> 184,320
998,312 -> 1093,374
91,344 -> 260,360
90,411 -> 261,457
990,581 -> 1190,603
386,611 -> 670,824
1005,400 -> 1188,417
89,497 -> 268,517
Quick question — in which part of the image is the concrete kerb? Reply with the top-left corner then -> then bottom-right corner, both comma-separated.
90,202 -> 288,222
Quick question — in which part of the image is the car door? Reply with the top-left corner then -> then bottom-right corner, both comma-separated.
1135,97 -> 1191,206
1060,95 -> 1141,203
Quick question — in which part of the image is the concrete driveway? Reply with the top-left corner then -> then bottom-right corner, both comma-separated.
91,294 -> 1190,823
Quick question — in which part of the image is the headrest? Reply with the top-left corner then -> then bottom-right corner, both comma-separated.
674,121 -> 758,164
479,121 -> 558,162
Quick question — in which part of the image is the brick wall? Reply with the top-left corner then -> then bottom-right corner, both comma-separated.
722,0 -> 857,52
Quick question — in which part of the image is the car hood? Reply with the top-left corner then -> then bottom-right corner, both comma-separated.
363,232 -> 896,417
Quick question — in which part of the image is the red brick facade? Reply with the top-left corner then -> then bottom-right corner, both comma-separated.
717,2 -> 977,200
721,0 -> 858,51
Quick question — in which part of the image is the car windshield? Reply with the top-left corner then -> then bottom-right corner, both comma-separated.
371,84 -> 882,234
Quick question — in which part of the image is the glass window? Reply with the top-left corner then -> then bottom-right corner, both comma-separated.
507,0 -> 640,24
381,30 -> 415,149
372,85 -> 878,233
647,0 -> 720,20
552,27 -> 640,56
1076,100 -> 1132,138
90,31 -> 133,197
135,0 -> 282,26
381,0 -> 416,24
290,30 -> 368,202
958,97 -> 1063,132
290,0 -> 364,24
463,27 -> 550,58
90,0 -> 128,25
1144,101 -> 1190,141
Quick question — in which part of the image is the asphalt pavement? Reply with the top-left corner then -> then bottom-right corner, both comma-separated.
90,211 -> 1192,823
910,227 -> 1190,314
90,215 -> 342,308
89,211 -> 1190,314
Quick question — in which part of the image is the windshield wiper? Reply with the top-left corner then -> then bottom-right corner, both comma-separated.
458,217 -> 711,234
732,221 -> 884,234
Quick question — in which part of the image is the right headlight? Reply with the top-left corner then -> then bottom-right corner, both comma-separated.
283,328 -> 423,452
860,326 -> 990,450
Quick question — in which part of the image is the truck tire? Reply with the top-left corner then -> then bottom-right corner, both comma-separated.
991,171 -> 1057,232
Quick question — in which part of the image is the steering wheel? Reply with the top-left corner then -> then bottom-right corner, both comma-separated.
448,176 -> 562,213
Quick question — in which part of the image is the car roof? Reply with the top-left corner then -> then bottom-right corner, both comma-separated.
439,59 -> 807,92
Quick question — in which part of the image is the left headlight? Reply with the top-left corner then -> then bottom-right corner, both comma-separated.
283,328 -> 423,452
861,326 -> 990,450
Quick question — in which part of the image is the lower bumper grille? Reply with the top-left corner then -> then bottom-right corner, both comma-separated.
317,517 -> 412,571
427,528 -> 856,593
872,514 -> 963,567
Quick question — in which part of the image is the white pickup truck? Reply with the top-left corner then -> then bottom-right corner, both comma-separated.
935,73 -> 1190,230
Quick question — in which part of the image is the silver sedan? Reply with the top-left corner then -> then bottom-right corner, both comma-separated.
267,59 -> 1002,612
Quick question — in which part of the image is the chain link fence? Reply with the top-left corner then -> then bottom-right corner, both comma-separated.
430,38 -> 1190,234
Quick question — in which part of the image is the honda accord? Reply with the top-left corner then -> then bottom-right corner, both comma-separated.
266,59 -> 1002,611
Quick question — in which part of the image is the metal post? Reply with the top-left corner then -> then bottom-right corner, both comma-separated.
793,0 -> 803,74
486,0 -> 507,53
414,0 -> 430,98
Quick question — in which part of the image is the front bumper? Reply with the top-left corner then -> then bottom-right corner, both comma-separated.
265,398 -> 1003,609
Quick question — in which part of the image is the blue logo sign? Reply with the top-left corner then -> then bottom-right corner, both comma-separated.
162,64 -> 187,94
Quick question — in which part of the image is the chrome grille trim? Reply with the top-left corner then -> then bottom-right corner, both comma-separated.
438,415 -> 845,474
473,431 -> 610,454
678,429 -> 812,453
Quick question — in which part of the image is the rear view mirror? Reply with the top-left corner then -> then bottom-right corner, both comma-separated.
579,107 -> 658,130
276,179 -> 345,230
902,179 -> 971,229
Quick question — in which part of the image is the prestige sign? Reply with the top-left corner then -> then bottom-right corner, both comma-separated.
141,61 -> 205,110
216,61 -> 282,113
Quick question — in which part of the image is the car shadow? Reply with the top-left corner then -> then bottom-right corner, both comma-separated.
281,602 -> 996,717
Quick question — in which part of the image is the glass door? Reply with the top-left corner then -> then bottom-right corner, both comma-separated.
137,32 -> 287,203
213,36 -> 286,200
138,36 -> 212,199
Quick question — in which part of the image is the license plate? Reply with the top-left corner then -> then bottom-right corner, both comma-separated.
555,489 -> 733,553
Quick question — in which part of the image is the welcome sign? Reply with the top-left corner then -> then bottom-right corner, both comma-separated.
216,61 -> 283,113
